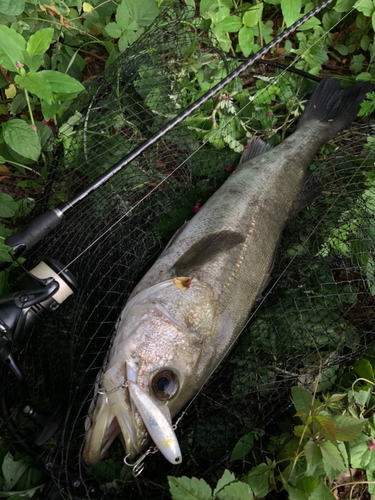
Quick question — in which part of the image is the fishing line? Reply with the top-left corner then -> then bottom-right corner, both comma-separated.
58,0 -> 365,274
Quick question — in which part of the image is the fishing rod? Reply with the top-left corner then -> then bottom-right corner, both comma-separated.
0,0 -> 334,484
0,0 -> 333,268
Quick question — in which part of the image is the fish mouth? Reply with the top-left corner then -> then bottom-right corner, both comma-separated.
83,363 -> 182,466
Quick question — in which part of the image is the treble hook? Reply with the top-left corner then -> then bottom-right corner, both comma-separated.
124,446 -> 159,477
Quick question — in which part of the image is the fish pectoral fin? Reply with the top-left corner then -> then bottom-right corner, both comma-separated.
172,230 -> 245,275
239,137 -> 271,165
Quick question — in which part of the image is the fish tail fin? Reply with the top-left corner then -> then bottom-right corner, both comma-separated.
298,77 -> 373,137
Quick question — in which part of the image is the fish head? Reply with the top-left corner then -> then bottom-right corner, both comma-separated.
83,278 -> 219,465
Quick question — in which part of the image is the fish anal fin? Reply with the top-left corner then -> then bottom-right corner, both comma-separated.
239,137 -> 271,165
172,230 -> 245,276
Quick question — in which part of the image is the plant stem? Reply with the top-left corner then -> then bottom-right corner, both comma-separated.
24,89 -> 35,126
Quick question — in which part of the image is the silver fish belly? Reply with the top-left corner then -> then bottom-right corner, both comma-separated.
83,78 -> 373,466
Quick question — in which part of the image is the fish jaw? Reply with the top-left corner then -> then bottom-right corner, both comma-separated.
82,391 -> 121,466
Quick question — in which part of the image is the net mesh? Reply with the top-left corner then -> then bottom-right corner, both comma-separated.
2,4 -> 375,499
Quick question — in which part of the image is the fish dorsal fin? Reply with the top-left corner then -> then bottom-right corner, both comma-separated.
239,137 -> 271,165
172,230 -> 245,275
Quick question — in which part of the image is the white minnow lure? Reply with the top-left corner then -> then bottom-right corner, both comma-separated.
127,381 -> 182,465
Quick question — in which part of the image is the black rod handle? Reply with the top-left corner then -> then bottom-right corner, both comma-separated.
0,209 -> 63,270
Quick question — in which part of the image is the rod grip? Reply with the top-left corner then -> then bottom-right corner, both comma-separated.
0,210 -> 63,270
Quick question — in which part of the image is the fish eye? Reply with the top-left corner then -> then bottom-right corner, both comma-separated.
152,370 -> 178,400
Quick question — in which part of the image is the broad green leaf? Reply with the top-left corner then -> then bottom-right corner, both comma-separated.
334,0 -> 356,12
334,415 -> 367,441
353,0 -> 374,17
213,470 -> 235,496
320,441 -> 345,481
367,469 -> 375,495
38,70 -> 84,97
281,0 -> 301,27
126,0 -> 158,27
0,25 -> 26,71
2,119 -> 41,162
0,237 -> 13,262
105,22 -> 123,38
291,387 -> 314,412
116,2 -> 130,29
2,453 -> 30,491
0,194 -> 17,218
243,3 -> 263,27
26,28 -> 53,56
216,15 -> 242,32
200,0 -> 219,18
24,53 -> 44,73
41,101 -> 61,122
313,415 -> 337,443
14,73 -> 53,104
296,476 -> 318,495
297,16 -> 321,31
238,26 -> 254,57
294,425 -> 311,438
168,476 -> 212,500
308,481 -> 336,500
216,481 -> 253,500
230,433 -> 254,462
348,433 -> 373,468
335,44 -> 349,55
0,0 -> 24,15
247,465 -> 269,498
285,485 -> 309,500
353,359 -> 375,381
304,439 -> 322,467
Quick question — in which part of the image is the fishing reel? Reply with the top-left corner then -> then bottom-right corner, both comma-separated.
0,258 -> 77,446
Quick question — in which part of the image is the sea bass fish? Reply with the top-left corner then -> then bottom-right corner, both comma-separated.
83,78 -> 372,466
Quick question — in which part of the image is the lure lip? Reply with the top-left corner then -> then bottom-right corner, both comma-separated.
127,381 -> 182,465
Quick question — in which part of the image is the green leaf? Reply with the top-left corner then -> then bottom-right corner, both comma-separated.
353,0 -> 374,17
238,26 -> 254,57
0,0 -> 24,16
200,0 -> 219,18
216,15 -> 242,32
313,415 -> 337,443
214,470 -> 235,496
168,476 -> 212,500
334,415 -> 367,442
116,2 -> 130,30
335,44 -> 349,55
26,28 -> 53,56
216,481 -> 253,500
14,73 -> 53,104
0,237 -> 13,262
38,70 -> 84,98
230,433 -> 254,462
2,119 -> 41,162
41,101 -> 61,122
247,465 -> 269,498
334,0 -> 356,12
243,3 -> 263,27
291,387 -> 314,412
281,0 -> 301,27
105,22 -> 123,38
23,53 -> 44,73
285,485 -> 309,500
2,453 -> 30,491
320,441 -> 345,472
0,25 -> 26,71
294,425 -> 311,438
126,0 -> 158,27
304,440 -> 322,467
348,434 -> 373,468
0,193 -> 17,218
308,481 -> 336,500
